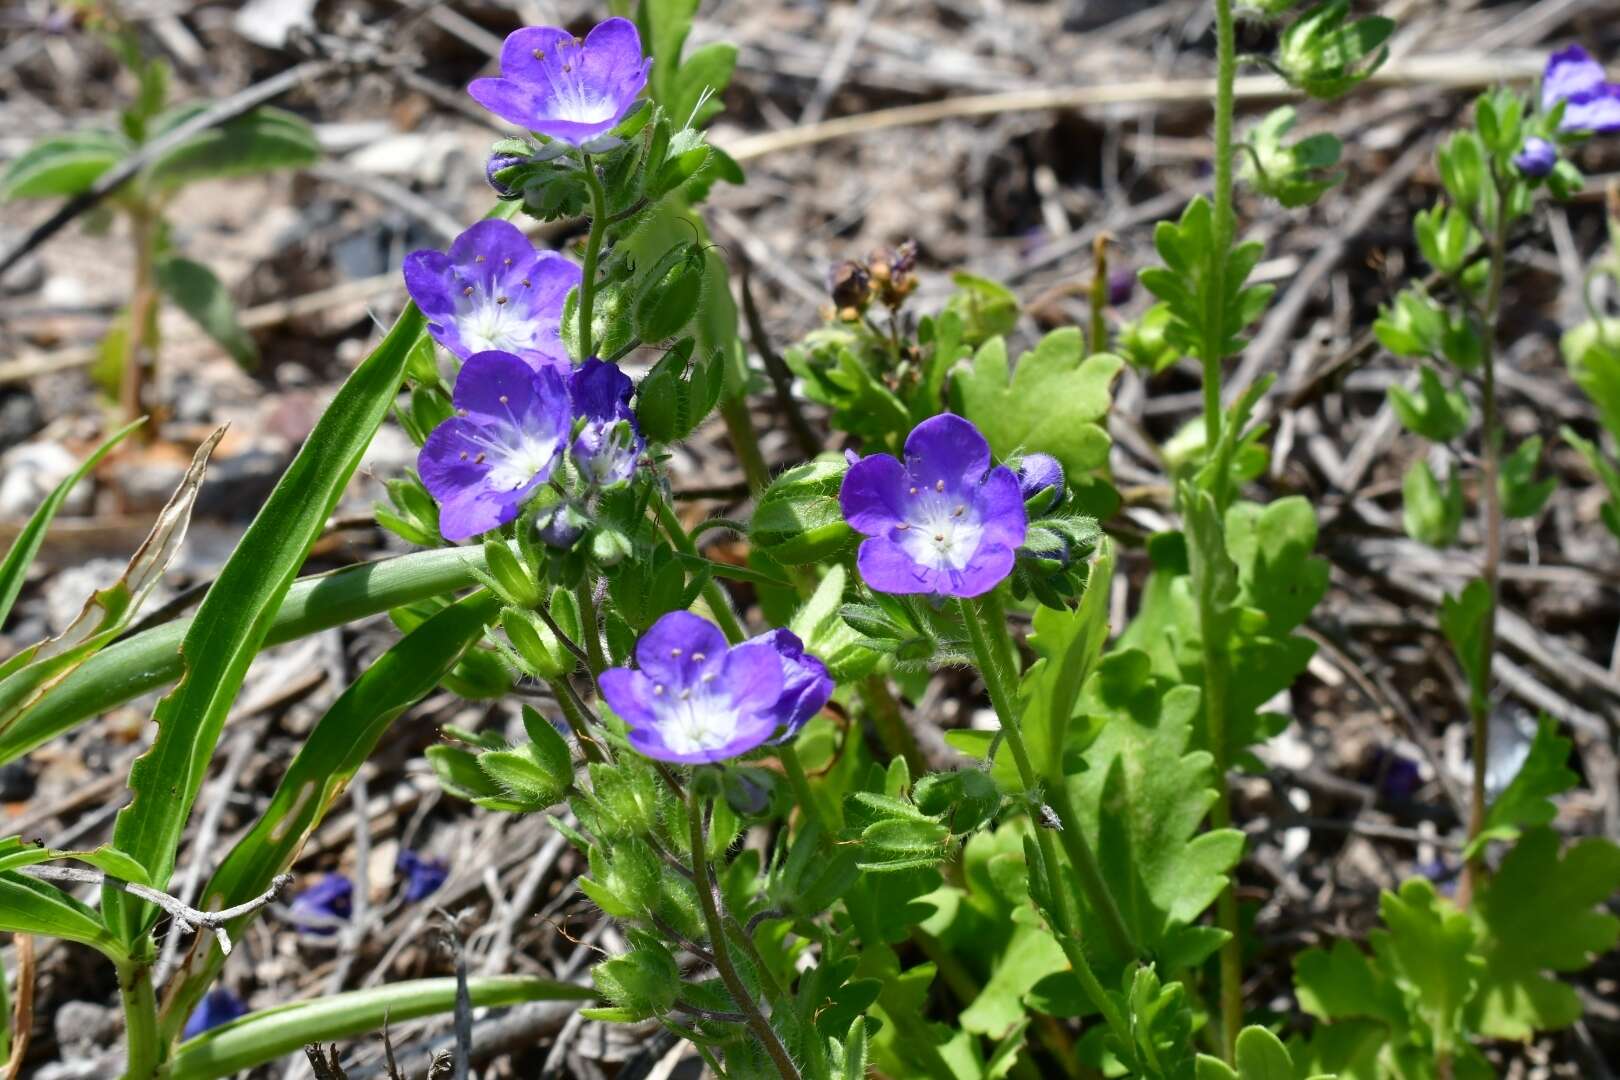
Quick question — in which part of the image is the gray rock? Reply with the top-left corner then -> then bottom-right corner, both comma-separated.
0,441 -> 91,520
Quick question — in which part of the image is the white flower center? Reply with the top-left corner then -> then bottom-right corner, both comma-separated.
899,491 -> 983,571
653,680 -> 739,756
552,89 -> 618,124
457,289 -> 544,355
483,429 -> 560,491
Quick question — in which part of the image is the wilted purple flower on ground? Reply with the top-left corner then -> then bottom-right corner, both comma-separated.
419,351 -> 571,541
469,18 -> 651,146
182,986 -> 247,1040
756,629 -> 834,743
1541,45 -> 1620,133
1513,136 -> 1558,177
839,414 -> 1028,598
396,850 -> 448,902
599,611 -> 794,764
568,359 -> 643,488
287,873 -> 353,935
404,219 -> 580,373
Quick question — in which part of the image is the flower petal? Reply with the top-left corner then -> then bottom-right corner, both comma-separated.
634,610 -> 730,689
448,219 -> 540,291
949,543 -> 1018,599
1543,45 -> 1608,113
419,417 -> 493,502
434,481 -> 535,541
467,77 -> 546,132
974,465 -> 1029,553
856,535 -> 950,596
722,640 -> 787,717
1563,90 -> 1620,133
598,667 -> 662,728
453,351 -> 570,437
903,413 -> 991,494
839,453 -> 910,536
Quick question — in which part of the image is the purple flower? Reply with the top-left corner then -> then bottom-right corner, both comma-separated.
182,987 -> 247,1040
1513,136 -> 1557,177
1542,45 -> 1620,133
419,351 -> 571,542
756,629 -> 834,742
568,359 -> 644,488
404,219 -> 580,373
839,414 -> 1028,598
396,850 -> 448,902
469,18 -> 651,146
287,873 -> 352,935
599,611 -> 789,764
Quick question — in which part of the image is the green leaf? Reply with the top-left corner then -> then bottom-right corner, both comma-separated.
671,42 -> 737,128
1499,436 -> 1555,519
636,0 -> 700,110
1068,650 -> 1242,972
105,298 -> 435,942
1225,496 -> 1328,635
1439,579 -> 1491,714
1468,828 -> 1620,1040
943,273 -> 1020,346
158,590 -> 500,1038
1277,0 -> 1393,99
0,872 -> 128,960
1401,458 -> 1464,548
0,418 -> 142,630
1139,196 -> 1275,364
1389,367 -> 1470,442
144,105 -> 318,190
1562,425 -> 1620,540
1294,937 -> 1406,1027
789,565 -> 880,683
155,256 -> 257,368
166,976 -> 594,1080
1233,1026 -> 1296,1080
1463,716 -> 1577,859
842,1016 -> 869,1080
0,546 -> 487,767
1242,106 -> 1344,208
0,130 -> 129,200
1010,539 -> 1115,786
1373,877 -> 1481,1058
950,328 -> 1121,483
1561,319 -> 1620,440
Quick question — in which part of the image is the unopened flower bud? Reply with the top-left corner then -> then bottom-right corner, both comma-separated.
485,151 -> 530,197
871,240 -> 919,307
1015,453 -> 1065,513
1513,136 -> 1557,178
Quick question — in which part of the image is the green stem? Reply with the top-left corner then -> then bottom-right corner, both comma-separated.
548,676 -> 609,765
1088,233 -> 1110,359
1206,0 -> 1243,1060
856,675 -> 923,775
975,591 -> 1135,960
577,156 -> 609,361
779,742 -> 834,832
687,786 -> 801,1080
573,580 -> 609,678
956,597 -> 1135,1063
652,488 -> 749,645
719,394 -> 773,496
1461,170 -> 1512,908
118,959 -> 161,1080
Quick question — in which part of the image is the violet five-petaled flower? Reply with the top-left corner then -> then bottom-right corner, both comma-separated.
404,219 -> 580,373
419,351 -> 571,542
182,986 -> 247,1039
839,414 -> 1028,598
1542,45 -> 1620,133
568,358 -> 644,488
1513,136 -> 1557,177
469,18 -> 651,146
599,612 -> 831,764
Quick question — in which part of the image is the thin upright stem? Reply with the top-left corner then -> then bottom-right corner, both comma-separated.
956,597 -> 1135,1064
1460,171 -> 1513,907
779,742 -> 834,832
122,204 -> 158,432
573,580 -> 609,678
687,787 -> 801,1080
651,487 -> 749,645
577,157 -> 609,361
719,395 -> 773,496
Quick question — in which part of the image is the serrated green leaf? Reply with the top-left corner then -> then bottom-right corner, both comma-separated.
1402,458 -> 1465,548
1439,579 -> 1492,713
1373,877 -> 1481,1057
1389,367 -> 1471,442
1468,828 -> 1620,1040
156,256 -> 257,368
950,328 -> 1120,484
1225,496 -> 1328,635
1463,716 -> 1576,859
1499,436 -> 1555,519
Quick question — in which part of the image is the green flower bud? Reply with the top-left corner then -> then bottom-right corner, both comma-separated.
750,457 -> 856,565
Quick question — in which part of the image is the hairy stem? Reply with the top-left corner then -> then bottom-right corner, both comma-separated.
573,580 -> 609,678
687,787 -> 800,1080
577,157 -> 609,361
957,598 -> 1135,1063
1460,172 -> 1512,907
